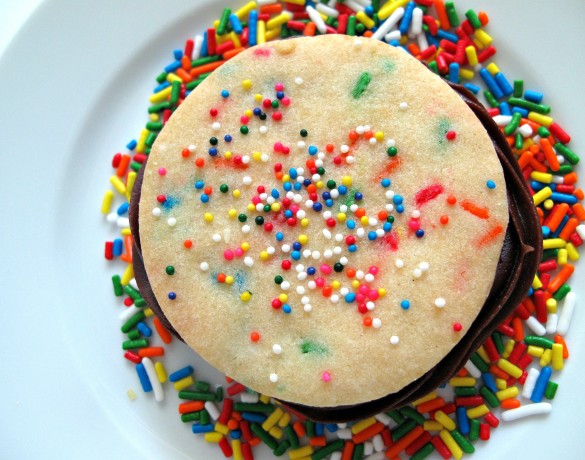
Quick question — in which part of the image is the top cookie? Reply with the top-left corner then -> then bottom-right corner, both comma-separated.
138,35 -> 508,407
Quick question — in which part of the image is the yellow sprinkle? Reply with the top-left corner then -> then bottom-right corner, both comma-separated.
532,275 -> 543,290
566,242 -> 580,261
267,12 -> 292,30
225,276 -> 234,285
247,203 -> 256,212
121,228 -> 132,236
495,378 -> 507,390
262,408 -> 284,431
254,93 -> 263,102
283,0 -> 305,5
378,288 -> 386,297
150,86 -> 173,104
558,248 -> 568,265
543,238 -> 566,250
136,128 -> 149,154
331,280 -> 341,290
154,362 -> 167,383
259,394 -> 271,404
204,432 -> 223,443
173,375 -> 194,391
242,79 -> 252,90
352,280 -> 360,289
300,218 -> 309,227
533,186 -> 552,206
271,203 -> 281,212
399,35 -> 408,45
213,19 -> 220,29
149,113 -> 159,122
531,171 -> 553,183
475,29 -> 493,46
374,131 -> 384,141
476,346 -> 490,363
337,212 -> 347,222
486,63 -> 500,75
121,264 -> 134,286
298,234 -> 308,244
126,171 -> 137,201
527,345 -> 545,358
466,404 -> 490,419
341,176 -> 353,186
252,151 -> 262,161
282,174 -> 291,182
144,308 -> 154,317
278,412 -> 291,428
439,430 -> 463,460
289,445 -> 314,460
540,348 -> 552,367
378,0 -> 409,20
502,339 -> 515,359
496,387 -> 519,402
240,291 -> 251,302
412,392 -> 437,407
459,68 -> 475,80
233,189 -> 241,198
543,199 -> 554,210
232,439 -> 243,460
497,359 -> 522,378
244,109 -> 253,118
224,151 -> 233,160
228,209 -> 237,218
448,377 -> 476,387
546,298 -> 557,313
167,73 -> 182,84
465,46 -> 478,66
241,242 -> 250,251
360,216 -> 369,225
229,31 -> 242,48
423,420 -> 443,431
269,426 -> 283,439
434,411 -> 456,431
215,423 -> 230,435
528,112 -> 553,127
552,343 -> 564,370
260,251 -> 270,261
316,181 -> 324,189
351,417 -> 377,434
235,1 -> 257,20
257,20 -> 266,45
279,294 -> 288,303
204,213 -> 214,222
472,37 -> 484,49
101,190 -> 115,214
110,176 -> 127,195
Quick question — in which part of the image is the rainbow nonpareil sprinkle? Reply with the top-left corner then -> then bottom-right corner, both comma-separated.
102,1 -> 581,458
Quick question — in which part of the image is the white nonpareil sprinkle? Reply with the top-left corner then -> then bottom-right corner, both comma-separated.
434,297 -> 446,308
413,268 -> 422,278
241,225 -> 250,234
212,233 -> 222,242
244,257 -> 254,267
212,122 -> 221,131
242,176 -> 252,185
167,217 -> 176,227
399,102 -> 409,110
419,261 -> 430,271
272,344 -> 282,355
280,281 -> 290,290
294,77 -> 303,85
395,259 -> 404,268
411,210 -> 421,218
259,126 -> 268,134
390,336 -> 400,345
152,207 -> 161,217
199,262 -> 209,271
269,373 -> 278,383
303,304 -> 312,312
372,318 -> 382,328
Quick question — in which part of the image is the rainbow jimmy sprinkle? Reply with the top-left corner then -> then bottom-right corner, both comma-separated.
102,1 -> 581,459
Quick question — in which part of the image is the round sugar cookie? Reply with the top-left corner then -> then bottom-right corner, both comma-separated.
137,35 -> 509,408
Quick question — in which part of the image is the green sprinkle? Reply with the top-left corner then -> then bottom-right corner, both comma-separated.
392,419 -> 417,441
251,423 -> 278,449
469,418 -> 480,441
311,439 -> 345,460
327,180 -> 336,189
504,112 -> 522,136
238,214 -> 247,222
274,276 -> 283,284
234,402 -> 275,413
191,55 -> 221,67
541,249 -> 559,261
169,80 -> 181,105
352,442 -> 365,460
355,23 -> 365,34
148,101 -> 171,114
165,265 -> 175,275
146,121 -> 163,131
451,429 -> 475,453
480,385 -> 500,408
428,61 -> 439,74
454,386 -> 478,396
121,310 -> 146,333
470,352 -> 489,373
156,71 -> 168,84
387,146 -> 398,156
555,143 -> 580,165
545,381 -> 559,399
215,386 -> 224,402
484,90 -> 499,108
195,381 -> 210,392
557,164 -> 574,174
508,97 -> 551,114
515,132 -> 524,150
372,0 -> 381,13
127,329 -> 141,340
199,409 -> 210,425
217,8 -> 231,35
178,390 -> 217,401
411,443 -> 435,460
134,298 -> 146,308
352,72 -> 372,99
145,131 -> 157,148
305,420 -> 316,438
553,284 -> 571,301
538,126 -> 551,137
181,411 -> 200,423
273,440 -> 290,457
387,409 -> 406,424
400,406 -> 425,425
112,275 -> 123,296
240,126 -> 249,135
300,339 -> 329,356
524,336 -> 554,349
220,184 -> 229,193
465,9 -> 482,29
445,2 -> 460,26
122,339 -> 149,350
492,332 -> 505,354
513,80 -> 524,98
285,425 -> 299,449
130,161 -> 142,172
280,24 -> 291,38
124,284 -> 142,301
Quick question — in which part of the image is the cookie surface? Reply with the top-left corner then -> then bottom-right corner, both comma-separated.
138,35 -> 508,407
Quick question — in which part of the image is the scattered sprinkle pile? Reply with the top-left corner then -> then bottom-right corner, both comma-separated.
102,1 -> 580,459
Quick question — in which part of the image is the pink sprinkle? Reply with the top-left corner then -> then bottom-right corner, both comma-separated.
359,285 -> 369,294
320,264 -> 332,274
252,196 -> 261,205
315,277 -> 325,288
224,250 -> 234,261
158,167 -> 167,176
290,204 -> 300,214
281,145 -> 290,154
368,266 -> 379,275
408,219 -> 421,231
321,371 -> 331,383
241,115 -> 250,124
274,142 -> 283,152
281,97 -> 291,106
368,290 -> 379,300
235,248 -> 244,257
275,83 -> 284,91
356,293 -> 365,303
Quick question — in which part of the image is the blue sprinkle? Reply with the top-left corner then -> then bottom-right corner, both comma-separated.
524,90 -> 544,104
291,251 -> 301,260
313,202 -> 323,212
117,202 -> 129,216
541,226 -> 551,238
136,363 -> 152,392
354,192 -> 363,201
348,244 -> 357,252
113,238 -> 124,256
253,107 -> 261,116
365,5 -> 374,16
221,89 -> 230,98
230,430 -> 243,440
208,147 -> 218,156
136,321 -> 152,337
368,231 -> 377,241
381,178 -> 391,187
153,81 -> 170,93
401,300 -> 410,310
241,412 -> 266,423
195,180 -> 205,189
347,220 -> 356,230
164,60 -> 181,73
393,195 -> 403,205
531,366 -> 552,402
416,229 -> 425,238
307,267 -> 316,276
201,194 -> 209,203
482,373 -> 497,392
282,304 -> 292,314
303,179 -> 311,186
486,180 -> 496,189
289,168 -> 298,179
325,199 -> 334,207
308,145 -> 318,155
276,91 -> 285,100
527,286 -> 534,297
325,423 -> 338,433
126,139 -> 137,150
293,182 -> 302,191
224,134 -> 232,143
285,210 -> 293,218
271,189 -> 280,198
292,242 -> 302,250
168,292 -> 176,300
169,365 -> 194,382
396,204 -> 405,213
192,424 -> 215,434
276,232 -> 284,241
457,407 -> 470,435
322,191 -> 331,200
345,293 -> 356,303
229,13 -> 243,34
383,222 -> 392,232
283,182 -> 292,191
315,423 -> 325,436
173,49 -> 183,60
338,185 -> 348,195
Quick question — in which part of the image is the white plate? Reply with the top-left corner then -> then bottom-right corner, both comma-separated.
2,0 -> 584,458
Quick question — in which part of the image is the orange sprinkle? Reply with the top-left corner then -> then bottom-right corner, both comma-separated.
346,268 -> 356,278
248,437 -> 261,447
190,60 -> 224,77
176,67 -> 193,83
153,317 -> 173,344
511,317 -> 524,343
352,421 -> 385,444
523,297 -> 536,314
528,156 -> 548,173
457,368 -> 468,377
304,22 -> 316,36
416,397 -> 446,414
536,207 -> 544,224
293,421 -> 306,438
138,347 -> 165,358
355,208 -> 366,218
342,441 -> 355,460
183,239 -> 193,249
517,151 -> 533,169
309,436 -> 327,447
227,419 -> 240,431
440,215 -> 449,225
476,224 -> 504,247
489,364 -> 510,380
447,195 -> 457,205
260,3 -> 282,14
116,154 -> 131,178
223,47 -> 246,60
572,203 -> 585,221
374,157 -> 402,181
250,331 -> 261,342
363,317 -> 373,327
460,200 -> 490,219
554,334 -> 570,359
478,11 -> 489,26
407,43 -> 421,55
559,217 -> 579,240
501,399 -> 521,409
547,264 -> 574,294
434,0 -> 451,30
540,138 -> 560,171
574,188 -> 584,200
178,401 -> 204,414
181,55 -> 192,70
363,30 -> 374,38
563,172 -> 578,185
385,425 -> 424,458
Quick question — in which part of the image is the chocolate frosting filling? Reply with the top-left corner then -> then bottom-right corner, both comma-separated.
129,82 -> 542,423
